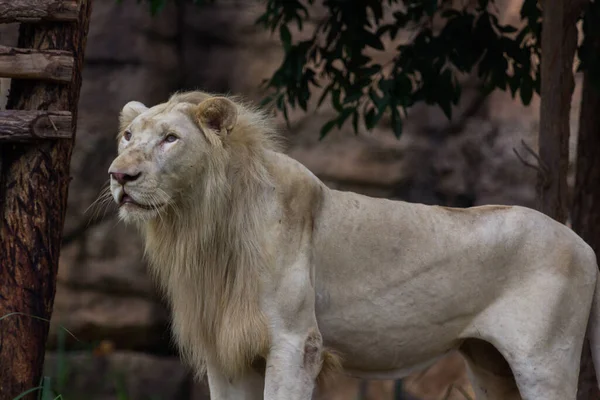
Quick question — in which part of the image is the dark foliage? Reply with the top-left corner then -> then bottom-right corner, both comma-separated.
125,0 -> 596,139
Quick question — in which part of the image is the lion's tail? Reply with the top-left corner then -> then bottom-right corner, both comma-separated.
589,268 -> 600,388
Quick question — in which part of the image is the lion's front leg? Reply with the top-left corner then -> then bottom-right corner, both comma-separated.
207,361 -> 264,400
264,329 -> 324,400
262,257 -> 324,400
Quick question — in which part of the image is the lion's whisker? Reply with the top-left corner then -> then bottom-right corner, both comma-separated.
93,193 -> 116,223
85,183 -> 112,217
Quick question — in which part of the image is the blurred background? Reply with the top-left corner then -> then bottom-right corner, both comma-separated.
0,0 -> 583,399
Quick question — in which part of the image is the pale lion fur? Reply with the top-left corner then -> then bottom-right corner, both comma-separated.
112,91 -> 340,382
108,90 -> 600,399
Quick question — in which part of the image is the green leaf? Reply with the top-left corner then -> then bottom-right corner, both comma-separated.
378,79 -> 394,94
364,32 -> 385,51
114,374 -> 130,400
520,0 -> 541,22
280,25 -> 292,51
332,88 -> 343,111
320,119 -> 338,139
276,93 -> 285,110
367,2 -> 384,21
13,386 -> 42,400
520,75 -> 534,105
439,98 -> 452,120
452,77 -> 462,103
40,377 -> 55,400
364,107 -> 383,130
369,87 -> 385,111
344,90 -> 363,104
55,328 -> 69,393
441,9 -> 461,19
352,109 -> 359,133
389,25 -> 400,40
391,106 -> 403,138
317,85 -> 333,108
337,108 -> 354,128
507,75 -> 520,97
423,0 -> 438,17
361,64 -> 381,77
260,95 -> 274,107
148,0 -> 166,16
496,24 -> 518,34
364,108 -> 376,130
393,11 -> 409,27
394,73 -> 412,96
282,102 -> 290,127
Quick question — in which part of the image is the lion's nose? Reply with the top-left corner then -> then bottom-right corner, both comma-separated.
110,171 -> 141,185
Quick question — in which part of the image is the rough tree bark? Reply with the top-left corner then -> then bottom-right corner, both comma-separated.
537,0 -> 586,222
574,4 -> 600,398
574,73 -> 600,400
0,1 -> 92,398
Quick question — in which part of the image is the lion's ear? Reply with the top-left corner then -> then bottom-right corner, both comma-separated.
194,97 -> 238,136
120,101 -> 148,129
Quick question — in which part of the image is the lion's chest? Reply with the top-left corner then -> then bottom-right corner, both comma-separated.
162,263 -> 269,378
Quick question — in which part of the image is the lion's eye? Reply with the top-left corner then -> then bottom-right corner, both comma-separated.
164,134 -> 178,143
123,131 -> 132,141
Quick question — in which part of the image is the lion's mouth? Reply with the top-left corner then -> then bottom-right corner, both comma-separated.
119,194 -> 156,211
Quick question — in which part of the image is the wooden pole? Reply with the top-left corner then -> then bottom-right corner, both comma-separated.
574,5 -> 600,398
537,0 -> 586,222
0,0 -> 93,398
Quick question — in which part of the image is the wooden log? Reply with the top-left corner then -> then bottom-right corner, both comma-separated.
0,110 -> 72,141
0,0 -> 79,23
0,46 -> 73,82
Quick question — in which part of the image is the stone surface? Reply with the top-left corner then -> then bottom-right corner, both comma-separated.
86,1 -> 179,64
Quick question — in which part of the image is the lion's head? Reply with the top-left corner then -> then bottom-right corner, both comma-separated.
108,91 -> 278,224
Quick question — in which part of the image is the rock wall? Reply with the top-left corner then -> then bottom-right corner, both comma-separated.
0,1 -> 583,399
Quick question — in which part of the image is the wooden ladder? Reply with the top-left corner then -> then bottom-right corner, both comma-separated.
0,1 -> 81,142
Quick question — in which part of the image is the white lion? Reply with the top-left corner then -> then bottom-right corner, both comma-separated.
107,91 -> 600,400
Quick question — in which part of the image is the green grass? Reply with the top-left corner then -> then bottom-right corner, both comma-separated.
1,312 -> 135,400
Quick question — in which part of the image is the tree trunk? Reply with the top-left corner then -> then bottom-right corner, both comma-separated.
537,0 -> 585,222
573,71 -> 600,400
0,1 -> 92,398
573,8 -> 600,398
